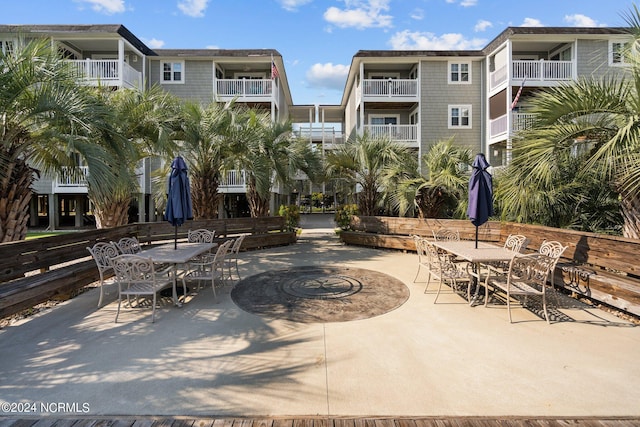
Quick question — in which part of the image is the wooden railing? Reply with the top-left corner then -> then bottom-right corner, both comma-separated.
0,217 -> 292,318
341,216 -> 640,317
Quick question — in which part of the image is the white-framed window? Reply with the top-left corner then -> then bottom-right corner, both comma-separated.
609,40 -> 630,66
161,60 -> 184,83
0,40 -> 14,55
448,105 -> 471,129
448,61 -> 471,84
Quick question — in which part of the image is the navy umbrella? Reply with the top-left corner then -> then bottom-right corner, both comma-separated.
164,156 -> 193,249
467,153 -> 494,248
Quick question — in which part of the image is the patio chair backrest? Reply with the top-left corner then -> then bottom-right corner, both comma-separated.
504,234 -> 529,253
433,228 -> 460,242
188,229 -> 215,243
111,254 -> 157,284
116,237 -> 142,254
87,242 -> 120,274
538,240 -> 567,262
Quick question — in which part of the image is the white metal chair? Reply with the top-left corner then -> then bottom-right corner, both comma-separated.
115,236 -> 142,254
183,239 -> 232,302
420,238 -> 472,303
432,228 -> 460,241
86,241 -> 120,307
188,229 -> 215,243
485,234 -> 530,275
223,235 -> 246,282
111,254 -> 178,323
412,235 -> 429,284
485,253 -> 556,323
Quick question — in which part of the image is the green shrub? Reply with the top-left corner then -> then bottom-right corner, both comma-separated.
279,204 -> 301,232
335,204 -> 358,230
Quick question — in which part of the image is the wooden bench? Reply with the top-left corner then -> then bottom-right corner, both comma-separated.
341,216 -> 640,317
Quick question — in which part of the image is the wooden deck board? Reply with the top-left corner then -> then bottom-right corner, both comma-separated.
2,419 -> 639,427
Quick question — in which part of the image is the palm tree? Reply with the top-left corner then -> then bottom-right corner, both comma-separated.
390,138 -> 472,218
0,37 -> 123,241
91,85 -> 182,228
227,108 -> 322,217
325,132 -> 417,216
174,101 -> 234,219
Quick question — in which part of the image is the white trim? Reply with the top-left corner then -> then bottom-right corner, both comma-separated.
448,61 -> 471,84
448,105 -> 472,129
161,60 -> 185,84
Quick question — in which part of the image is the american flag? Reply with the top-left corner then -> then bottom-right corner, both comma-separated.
271,60 -> 279,79
510,77 -> 526,110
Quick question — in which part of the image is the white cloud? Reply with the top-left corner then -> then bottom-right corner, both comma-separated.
410,8 -> 424,20
323,0 -> 393,30
177,0 -> 209,17
521,18 -> 544,27
76,0 -> 125,14
474,19 -> 492,32
144,38 -> 165,49
277,0 -> 313,11
564,14 -> 603,27
446,0 -> 477,6
389,30 -> 486,50
306,63 -> 349,91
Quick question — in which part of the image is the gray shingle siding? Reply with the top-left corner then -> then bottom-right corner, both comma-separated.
420,60 -> 483,153
149,59 -> 214,104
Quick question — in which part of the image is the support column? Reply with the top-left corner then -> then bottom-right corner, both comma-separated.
48,194 -> 57,230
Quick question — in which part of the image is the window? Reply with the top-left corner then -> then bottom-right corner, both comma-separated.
161,61 -> 184,83
448,105 -> 471,129
0,40 -> 14,55
448,62 -> 470,84
610,40 -> 630,66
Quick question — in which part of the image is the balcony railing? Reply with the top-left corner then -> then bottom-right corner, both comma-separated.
53,166 -> 89,193
489,112 -> 537,139
294,127 -> 345,147
362,124 -> 418,145
219,170 -> 247,193
215,79 -> 275,100
360,79 -> 418,100
66,60 -> 142,90
490,60 -> 573,91
512,60 -> 572,81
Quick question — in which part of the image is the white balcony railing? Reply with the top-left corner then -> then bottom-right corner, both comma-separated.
215,79 -> 275,99
66,60 -> 142,90
362,124 -> 418,144
219,170 -> 247,193
489,112 -> 537,139
53,166 -> 89,193
512,60 -> 573,81
361,79 -> 418,99
294,127 -> 345,147
490,64 -> 508,91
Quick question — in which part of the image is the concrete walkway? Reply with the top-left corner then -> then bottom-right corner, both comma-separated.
0,214 -> 639,418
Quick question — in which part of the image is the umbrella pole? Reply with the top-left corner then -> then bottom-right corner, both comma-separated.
174,225 -> 178,250
475,226 -> 479,248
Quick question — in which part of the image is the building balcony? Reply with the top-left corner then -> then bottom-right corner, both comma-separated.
359,79 -> 419,102
214,79 -> 276,102
489,112 -> 536,141
490,60 -> 573,91
361,124 -> 418,147
53,166 -> 89,194
66,60 -> 143,90
219,170 -> 247,193
294,126 -> 345,150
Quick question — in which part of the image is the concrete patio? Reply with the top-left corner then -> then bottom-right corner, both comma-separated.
0,214 -> 639,418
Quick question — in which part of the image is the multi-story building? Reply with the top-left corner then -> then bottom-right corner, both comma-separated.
0,24 -> 632,228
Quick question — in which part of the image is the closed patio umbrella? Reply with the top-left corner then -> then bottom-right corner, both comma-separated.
164,156 -> 193,249
467,153 -> 494,248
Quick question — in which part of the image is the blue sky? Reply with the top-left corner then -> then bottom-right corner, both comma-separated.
4,0 -> 636,105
